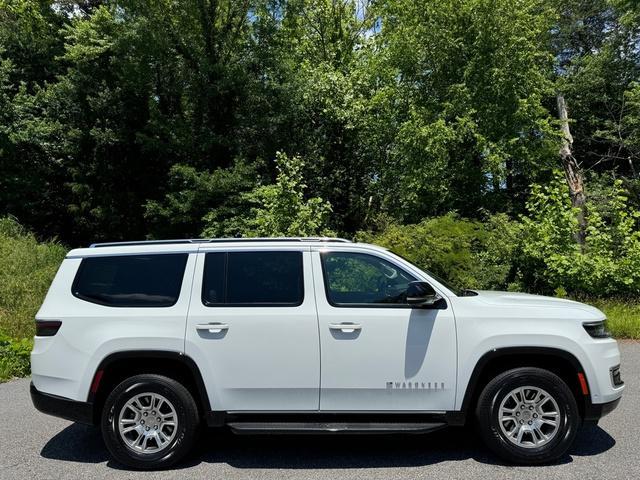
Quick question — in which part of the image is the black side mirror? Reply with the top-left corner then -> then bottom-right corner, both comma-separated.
406,281 -> 441,307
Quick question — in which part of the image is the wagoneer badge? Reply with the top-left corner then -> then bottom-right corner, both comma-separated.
386,381 -> 445,390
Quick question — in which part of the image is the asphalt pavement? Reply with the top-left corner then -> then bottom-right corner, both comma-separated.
1,341 -> 638,480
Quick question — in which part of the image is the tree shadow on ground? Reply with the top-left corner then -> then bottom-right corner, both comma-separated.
40,424 -> 615,470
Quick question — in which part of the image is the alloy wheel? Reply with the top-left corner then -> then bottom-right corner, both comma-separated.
117,392 -> 178,454
498,386 -> 560,448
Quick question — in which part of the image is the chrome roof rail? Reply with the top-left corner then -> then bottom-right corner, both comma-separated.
89,237 -> 352,247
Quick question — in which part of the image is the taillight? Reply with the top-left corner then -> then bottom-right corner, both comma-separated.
35,320 -> 62,337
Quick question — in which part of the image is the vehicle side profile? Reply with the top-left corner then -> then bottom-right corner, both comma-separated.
30,238 -> 624,469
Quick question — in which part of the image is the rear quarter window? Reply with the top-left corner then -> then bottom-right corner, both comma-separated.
72,254 -> 188,307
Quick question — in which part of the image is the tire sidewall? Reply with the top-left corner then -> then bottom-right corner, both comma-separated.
101,376 -> 196,469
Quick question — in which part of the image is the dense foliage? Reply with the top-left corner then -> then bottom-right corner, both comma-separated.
358,214 -> 522,292
0,333 -> 31,380
363,173 -> 640,296
519,174 -> 640,295
1,0 -> 639,299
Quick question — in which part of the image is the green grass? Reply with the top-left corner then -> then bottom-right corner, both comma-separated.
584,298 -> 640,340
0,217 -> 66,381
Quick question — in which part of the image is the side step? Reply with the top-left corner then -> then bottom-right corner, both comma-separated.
227,422 -> 447,435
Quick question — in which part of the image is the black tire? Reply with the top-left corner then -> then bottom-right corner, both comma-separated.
101,374 -> 200,470
475,367 -> 580,465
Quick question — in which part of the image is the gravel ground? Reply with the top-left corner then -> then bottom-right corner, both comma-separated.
1,341 -> 638,480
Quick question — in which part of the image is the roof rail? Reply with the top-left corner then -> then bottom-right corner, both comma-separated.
206,237 -> 352,244
89,239 -> 208,248
89,237 -> 352,248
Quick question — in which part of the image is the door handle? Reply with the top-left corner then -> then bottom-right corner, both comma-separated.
329,323 -> 362,333
196,323 -> 229,333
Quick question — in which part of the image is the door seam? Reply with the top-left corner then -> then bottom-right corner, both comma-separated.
308,247 -> 322,412
182,251 -> 201,354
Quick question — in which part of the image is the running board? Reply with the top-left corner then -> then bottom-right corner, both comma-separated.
227,422 -> 447,435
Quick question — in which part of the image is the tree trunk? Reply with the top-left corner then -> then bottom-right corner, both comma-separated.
557,94 -> 587,247
628,156 -> 638,179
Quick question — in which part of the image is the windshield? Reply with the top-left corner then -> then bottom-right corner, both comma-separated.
388,250 -> 464,296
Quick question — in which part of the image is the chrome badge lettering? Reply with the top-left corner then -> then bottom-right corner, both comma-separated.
386,381 -> 445,390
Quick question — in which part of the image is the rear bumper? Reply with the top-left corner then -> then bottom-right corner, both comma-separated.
30,382 -> 95,425
583,397 -> 622,426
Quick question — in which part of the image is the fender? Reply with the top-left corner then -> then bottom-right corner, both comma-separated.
88,350 -> 218,425
458,346 -> 593,421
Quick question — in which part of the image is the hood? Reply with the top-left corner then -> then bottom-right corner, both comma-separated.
473,290 -> 604,318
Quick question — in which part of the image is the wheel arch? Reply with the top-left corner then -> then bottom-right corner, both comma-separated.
88,350 -> 213,425
458,346 -> 592,425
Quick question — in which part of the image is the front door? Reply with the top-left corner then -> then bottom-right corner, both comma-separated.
186,246 -> 320,411
313,248 -> 457,411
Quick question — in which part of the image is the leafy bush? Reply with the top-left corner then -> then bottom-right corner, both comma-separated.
361,174 -> 640,299
145,162 -> 257,239
358,213 -> 521,291
0,334 -> 32,382
203,152 -> 334,238
519,173 -> 640,296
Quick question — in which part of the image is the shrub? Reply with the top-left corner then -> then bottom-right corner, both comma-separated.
0,335 -> 32,381
203,152 -> 334,238
357,213 -> 521,290
518,173 -> 640,296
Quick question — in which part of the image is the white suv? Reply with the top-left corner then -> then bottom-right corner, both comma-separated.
30,238 -> 624,469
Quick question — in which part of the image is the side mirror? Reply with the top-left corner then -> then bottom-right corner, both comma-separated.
406,281 -> 441,307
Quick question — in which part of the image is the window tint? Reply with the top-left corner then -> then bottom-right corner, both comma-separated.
72,254 -> 188,307
202,252 -> 226,304
321,252 -> 417,306
202,251 -> 304,306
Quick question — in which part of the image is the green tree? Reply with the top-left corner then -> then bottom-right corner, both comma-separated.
202,152 -> 334,237
553,0 -> 640,177
146,161 -> 257,238
0,1 -> 69,238
248,0 -> 377,232
519,173 -> 640,295
368,0 -> 558,221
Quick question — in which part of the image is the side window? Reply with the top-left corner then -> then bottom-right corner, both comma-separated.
321,252 -> 417,306
201,252 -> 225,304
72,254 -> 188,307
202,251 -> 304,306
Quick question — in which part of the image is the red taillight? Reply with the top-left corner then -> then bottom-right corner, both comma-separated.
35,320 -> 62,337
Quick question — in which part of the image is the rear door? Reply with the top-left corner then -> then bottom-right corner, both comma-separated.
185,245 -> 320,411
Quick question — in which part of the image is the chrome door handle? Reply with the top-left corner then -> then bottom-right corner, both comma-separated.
196,323 -> 229,333
329,323 -> 362,333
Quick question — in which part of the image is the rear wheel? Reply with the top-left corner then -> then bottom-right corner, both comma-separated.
475,367 -> 580,464
101,374 -> 200,470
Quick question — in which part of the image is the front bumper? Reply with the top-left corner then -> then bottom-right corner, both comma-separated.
30,382 -> 95,425
583,397 -> 622,426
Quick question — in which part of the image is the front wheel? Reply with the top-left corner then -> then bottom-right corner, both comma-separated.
101,374 -> 200,470
475,367 -> 580,464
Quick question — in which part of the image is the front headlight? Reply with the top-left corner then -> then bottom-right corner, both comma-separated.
583,320 -> 611,338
